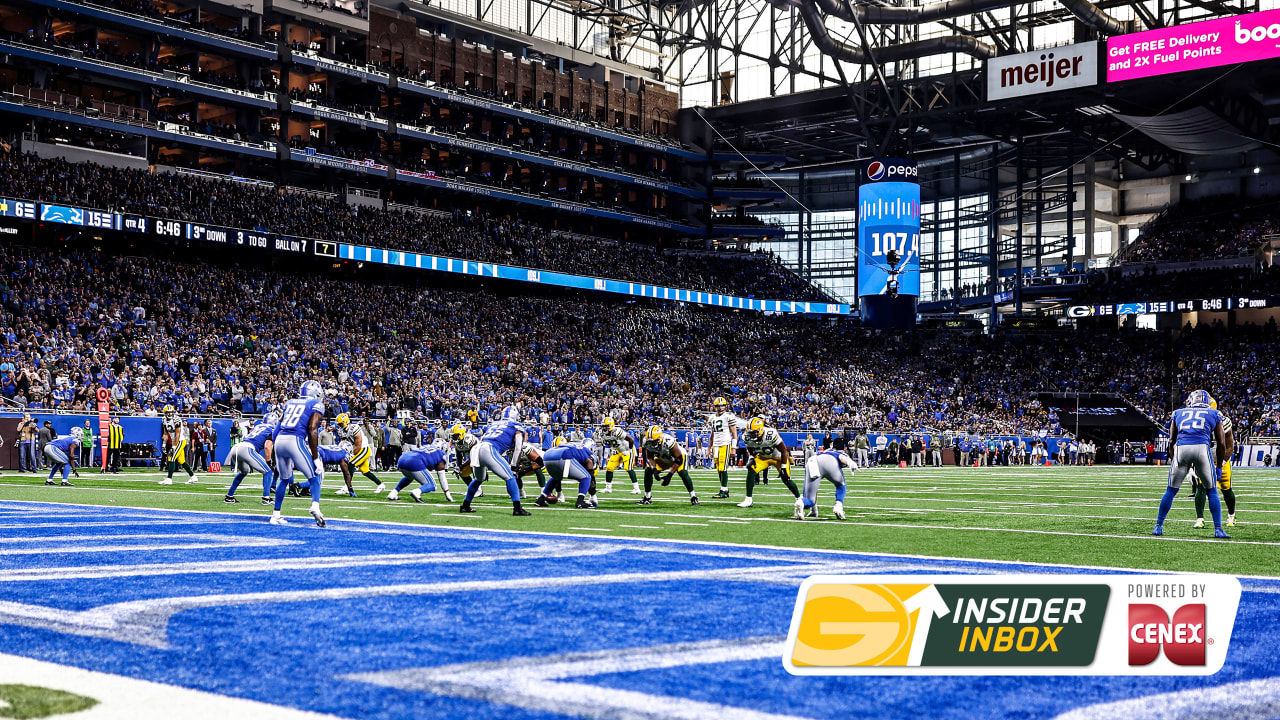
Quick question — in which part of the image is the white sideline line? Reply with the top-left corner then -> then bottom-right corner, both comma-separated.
4,498 -> 1279,579
568,527 -> 611,532
618,524 -> 661,529
665,522 -> 708,527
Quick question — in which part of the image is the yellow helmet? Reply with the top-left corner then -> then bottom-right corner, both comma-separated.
1209,399 -> 1218,410
602,417 -> 616,429
553,436 -> 567,447
647,425 -> 664,441
450,423 -> 467,438
712,397 -> 728,408
336,413 -> 350,427
747,417 -> 765,435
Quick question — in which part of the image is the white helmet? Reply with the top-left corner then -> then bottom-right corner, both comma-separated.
300,380 -> 324,399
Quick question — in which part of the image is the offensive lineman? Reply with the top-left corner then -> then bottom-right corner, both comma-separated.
739,417 -> 803,508
535,438 -> 599,509
159,405 -> 199,485
599,418 -> 641,494
797,448 -> 854,520
224,414 -> 277,504
707,397 -> 739,499
638,426 -> 699,506
459,408 -> 531,516
1153,390 -> 1229,539
388,445 -> 449,502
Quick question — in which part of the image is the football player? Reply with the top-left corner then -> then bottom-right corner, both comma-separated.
317,441 -> 359,496
159,405 -> 199,486
43,429 -> 80,487
739,417 -> 802,508
224,414 -> 277,504
459,414 -> 532,516
797,448 -> 855,520
1153,390 -> 1229,539
388,444 -> 449,502
270,380 -> 328,528
1194,399 -> 1238,528
449,423 -> 480,500
707,398 -> 738,498
335,414 -> 386,494
599,418 -> 641,495
638,426 -> 699,506
536,437 -> 599,509
513,441 -> 547,494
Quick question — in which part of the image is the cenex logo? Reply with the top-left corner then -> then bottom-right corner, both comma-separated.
866,162 -> 886,181
1129,604 -> 1206,666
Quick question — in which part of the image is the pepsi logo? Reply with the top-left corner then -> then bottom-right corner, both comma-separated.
867,162 -> 886,181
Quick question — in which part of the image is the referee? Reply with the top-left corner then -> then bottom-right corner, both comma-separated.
107,417 -> 124,473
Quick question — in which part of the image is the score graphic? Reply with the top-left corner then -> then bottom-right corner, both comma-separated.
858,159 -> 921,298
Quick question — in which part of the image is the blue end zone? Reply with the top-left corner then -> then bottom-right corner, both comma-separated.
0,500 -> 1275,720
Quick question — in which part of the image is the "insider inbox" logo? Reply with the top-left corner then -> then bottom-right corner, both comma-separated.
784,575 -> 1240,675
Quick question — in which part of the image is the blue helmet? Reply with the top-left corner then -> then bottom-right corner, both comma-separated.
300,380 -> 324,399
501,405 -> 521,421
1185,389 -> 1213,409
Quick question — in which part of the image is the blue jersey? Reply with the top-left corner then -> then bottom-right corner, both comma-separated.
399,447 -> 446,471
1172,407 -> 1221,447
819,449 -> 846,461
317,444 -> 350,464
275,398 -> 324,441
49,435 -> 79,454
480,419 -> 527,455
244,421 -> 277,453
545,444 -> 593,465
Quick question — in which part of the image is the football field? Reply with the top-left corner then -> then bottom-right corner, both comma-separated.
0,465 -> 1277,719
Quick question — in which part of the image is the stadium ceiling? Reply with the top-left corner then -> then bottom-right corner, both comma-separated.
677,0 -> 1280,195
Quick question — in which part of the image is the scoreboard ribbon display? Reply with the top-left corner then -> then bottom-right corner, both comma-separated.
785,574 -> 1241,675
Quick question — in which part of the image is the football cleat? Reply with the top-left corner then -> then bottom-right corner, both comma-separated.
736,497 -> 753,508
288,484 -> 301,497
269,515 -> 288,526
1152,524 -> 1163,536
637,497 -> 653,505
575,496 -> 593,509
444,490 -> 455,503
224,495 -> 239,504
159,478 -> 173,485
386,490 -> 399,501
410,488 -> 423,503
807,505 -> 819,519
630,485 -> 642,495
335,487 -> 349,496
1193,518 -> 1205,529
476,487 -> 485,498
690,496 -> 700,506
310,508 -> 326,528
60,480 -> 74,487
534,495 -> 549,507
793,498 -> 805,520
713,490 -> 730,499
459,503 -> 476,513
602,484 -> 613,493
1227,514 -> 1236,527
374,483 -> 387,494
590,497 -> 599,509
513,507 -> 532,517
1214,528 -> 1231,539
833,501 -> 845,520
44,479 -> 55,486
187,475 -> 200,484
260,497 -> 272,505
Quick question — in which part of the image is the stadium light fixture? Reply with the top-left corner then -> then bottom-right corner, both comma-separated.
1254,166 -> 1262,174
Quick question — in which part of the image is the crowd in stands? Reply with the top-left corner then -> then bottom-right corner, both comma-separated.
3,236 -> 1279,440
1119,197 -> 1280,265
0,152 -> 827,301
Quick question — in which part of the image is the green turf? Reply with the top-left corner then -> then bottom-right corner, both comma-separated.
3,465 -> 1277,576
0,685 -> 97,719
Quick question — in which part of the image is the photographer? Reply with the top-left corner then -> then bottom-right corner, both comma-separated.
17,413 -> 39,473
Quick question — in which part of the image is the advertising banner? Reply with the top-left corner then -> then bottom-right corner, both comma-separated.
1108,7 -> 1280,82
1037,392 -> 1158,428
785,574 -> 1241,675
988,41 -> 1098,100
857,159 -> 921,297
